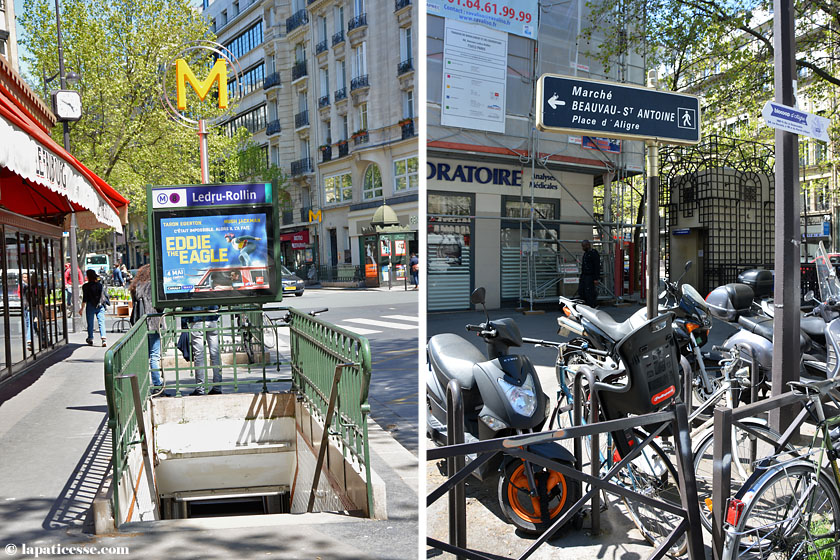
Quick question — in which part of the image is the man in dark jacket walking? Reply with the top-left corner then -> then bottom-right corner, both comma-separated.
579,240 -> 601,307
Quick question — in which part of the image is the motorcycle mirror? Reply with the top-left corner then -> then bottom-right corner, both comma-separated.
675,260 -> 693,287
684,260 -> 693,271
804,290 -> 815,302
470,287 -> 486,305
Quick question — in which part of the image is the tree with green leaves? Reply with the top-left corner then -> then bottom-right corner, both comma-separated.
18,0 -> 267,263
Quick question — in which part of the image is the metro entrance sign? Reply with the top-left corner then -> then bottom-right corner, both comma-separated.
536,74 -> 701,145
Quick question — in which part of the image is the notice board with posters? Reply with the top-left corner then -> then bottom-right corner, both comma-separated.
147,183 -> 282,308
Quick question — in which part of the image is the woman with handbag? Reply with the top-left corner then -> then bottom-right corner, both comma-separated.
129,265 -> 165,392
79,269 -> 107,346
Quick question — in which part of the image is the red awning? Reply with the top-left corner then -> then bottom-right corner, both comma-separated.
279,230 -> 309,249
0,82 -> 128,232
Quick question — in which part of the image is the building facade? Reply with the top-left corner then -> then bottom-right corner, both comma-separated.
203,0 -> 418,284
426,0 -> 646,310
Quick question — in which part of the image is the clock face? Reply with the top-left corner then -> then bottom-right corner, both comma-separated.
53,90 -> 82,121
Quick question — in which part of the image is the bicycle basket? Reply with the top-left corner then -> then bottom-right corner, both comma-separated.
600,312 -> 681,417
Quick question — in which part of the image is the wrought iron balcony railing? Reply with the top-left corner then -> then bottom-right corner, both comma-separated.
400,120 -> 415,139
337,142 -> 349,158
332,31 -> 345,46
316,40 -> 328,54
334,87 -> 347,101
292,60 -> 308,81
320,146 -> 332,162
318,95 -> 330,108
348,13 -> 367,31
266,120 -> 282,136
291,157 -> 313,177
294,110 -> 309,128
263,72 -> 281,90
350,74 -> 369,91
286,9 -> 308,33
395,0 -> 410,10
397,58 -> 413,75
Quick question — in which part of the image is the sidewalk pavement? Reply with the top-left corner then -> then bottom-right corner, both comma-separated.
426,302 -> 737,560
0,329 -> 418,560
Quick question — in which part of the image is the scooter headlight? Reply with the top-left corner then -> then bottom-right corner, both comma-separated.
497,376 -> 537,417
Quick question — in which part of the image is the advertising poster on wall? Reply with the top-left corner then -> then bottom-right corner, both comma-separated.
159,213 -> 269,295
380,239 -> 392,257
395,239 -> 406,256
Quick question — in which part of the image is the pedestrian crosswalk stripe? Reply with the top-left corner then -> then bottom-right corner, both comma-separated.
383,315 -> 419,322
343,318 -> 417,330
336,325 -> 381,335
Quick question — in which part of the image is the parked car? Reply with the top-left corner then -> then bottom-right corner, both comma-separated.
281,265 -> 305,297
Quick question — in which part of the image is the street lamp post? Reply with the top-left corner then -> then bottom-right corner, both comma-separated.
51,0 -> 81,334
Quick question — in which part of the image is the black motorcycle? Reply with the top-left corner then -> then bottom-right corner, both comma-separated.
426,287 -> 581,533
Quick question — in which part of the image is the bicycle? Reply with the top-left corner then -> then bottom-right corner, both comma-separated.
721,374 -> 840,559
533,313 -> 688,555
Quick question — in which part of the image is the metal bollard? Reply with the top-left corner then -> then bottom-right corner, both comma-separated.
446,379 -> 466,557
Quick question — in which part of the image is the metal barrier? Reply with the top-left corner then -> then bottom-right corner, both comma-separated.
103,318 -> 151,525
104,305 -> 375,523
427,403 -> 705,560
287,308 -> 374,514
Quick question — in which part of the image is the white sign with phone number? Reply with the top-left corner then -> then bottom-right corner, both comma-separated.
427,0 -> 538,38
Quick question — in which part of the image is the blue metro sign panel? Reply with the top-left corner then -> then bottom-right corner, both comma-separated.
536,74 -> 701,145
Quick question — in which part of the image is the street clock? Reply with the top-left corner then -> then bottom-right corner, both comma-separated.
52,90 -> 82,121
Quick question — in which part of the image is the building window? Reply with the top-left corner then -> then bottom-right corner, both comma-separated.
228,63 -> 264,99
224,21 -> 263,59
353,42 -> 367,78
393,156 -> 418,192
320,68 -> 330,97
342,116 -> 349,139
338,60 -> 347,89
325,173 -> 353,204
363,164 -> 383,199
403,89 -> 414,118
400,26 -> 412,61
295,42 -> 305,64
335,6 -> 344,33
319,16 -> 327,42
224,105 -> 267,136
354,0 -> 365,17
359,102 -> 368,130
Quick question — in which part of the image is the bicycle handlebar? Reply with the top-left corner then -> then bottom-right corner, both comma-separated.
308,308 -> 328,316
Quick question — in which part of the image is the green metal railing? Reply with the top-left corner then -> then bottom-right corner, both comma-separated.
288,308 -> 373,513
103,305 -> 375,524
103,318 -> 151,525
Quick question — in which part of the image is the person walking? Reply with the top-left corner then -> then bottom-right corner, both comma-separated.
579,240 -> 601,308
79,269 -> 107,346
112,263 -> 124,287
409,253 -> 419,290
16,272 -> 32,350
63,262 -> 83,310
183,305 -> 222,395
129,265 -> 164,393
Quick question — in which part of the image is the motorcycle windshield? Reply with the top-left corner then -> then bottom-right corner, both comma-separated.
815,241 -> 840,301
681,283 -> 709,314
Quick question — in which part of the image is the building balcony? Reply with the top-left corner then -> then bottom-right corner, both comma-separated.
294,110 -> 310,129
332,30 -> 345,46
281,210 -> 295,226
397,57 -> 413,76
337,141 -> 349,158
348,13 -> 367,32
352,131 -> 369,146
286,9 -> 309,34
350,74 -> 369,91
318,95 -> 330,109
316,39 -> 328,55
263,72 -> 281,90
320,145 -> 332,162
266,120 -> 282,136
292,60 -> 308,81
300,206 -> 315,222
395,0 -> 410,10
291,157 -> 313,177
400,120 -> 415,139
334,87 -> 347,102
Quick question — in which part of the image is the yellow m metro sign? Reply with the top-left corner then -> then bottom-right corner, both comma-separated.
175,58 -> 229,111
308,209 -> 322,223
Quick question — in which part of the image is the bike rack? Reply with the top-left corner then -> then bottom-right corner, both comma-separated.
428,400 -> 705,560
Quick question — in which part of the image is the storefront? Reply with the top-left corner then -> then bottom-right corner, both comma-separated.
357,204 -> 417,288
0,56 -> 128,383
427,157 -> 596,310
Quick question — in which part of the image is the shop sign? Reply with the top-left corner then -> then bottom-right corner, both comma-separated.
152,183 -> 270,209
427,0 -> 537,39
279,231 -> 309,249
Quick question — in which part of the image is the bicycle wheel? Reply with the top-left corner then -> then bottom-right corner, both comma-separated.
614,434 -> 687,556
261,313 -> 277,349
693,422 -> 789,533
723,461 -> 840,559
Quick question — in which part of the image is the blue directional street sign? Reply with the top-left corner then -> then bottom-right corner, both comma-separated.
536,74 -> 701,145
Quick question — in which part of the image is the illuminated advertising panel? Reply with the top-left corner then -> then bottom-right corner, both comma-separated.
148,183 -> 281,307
